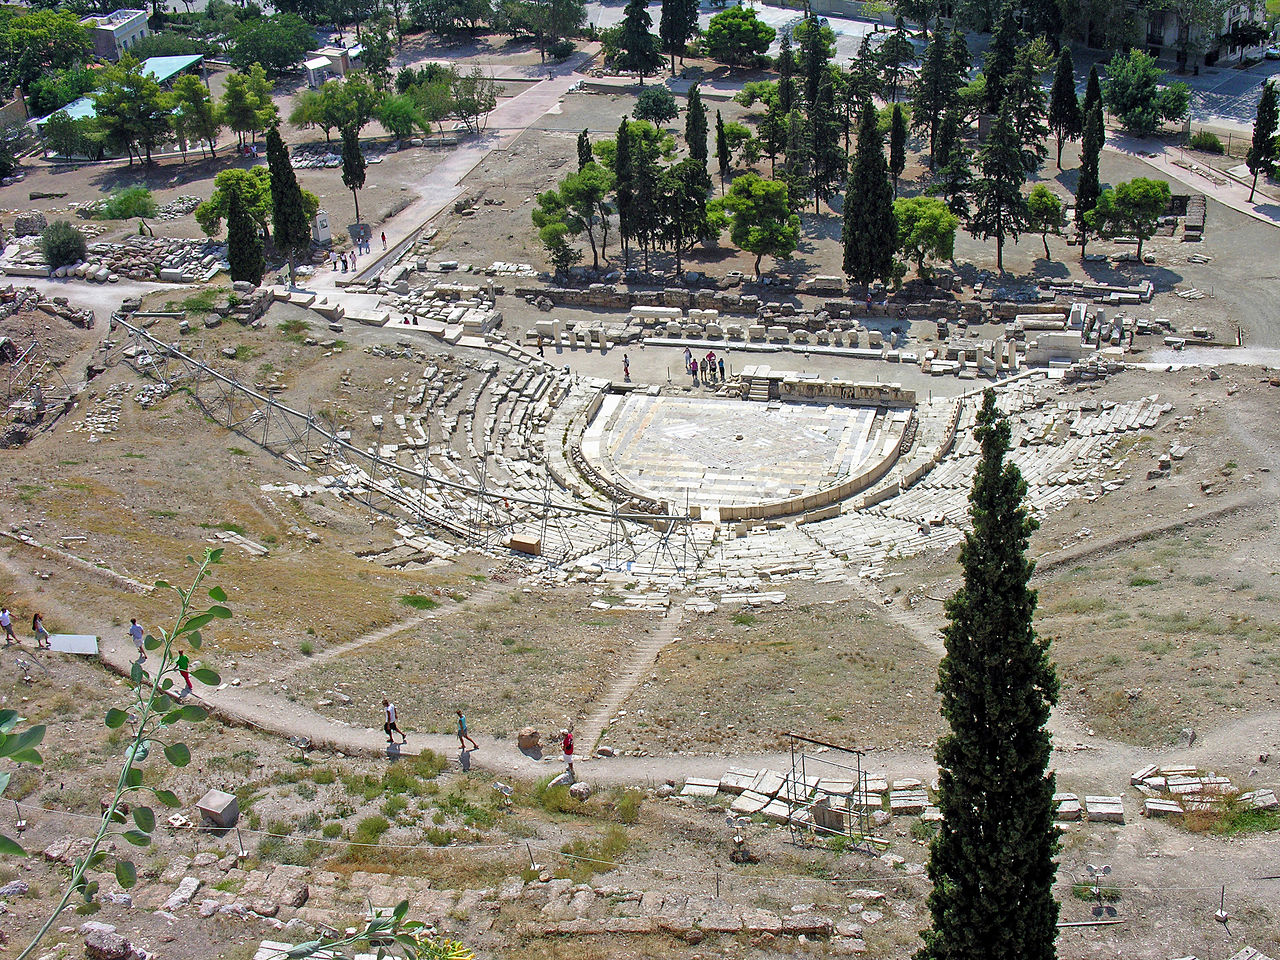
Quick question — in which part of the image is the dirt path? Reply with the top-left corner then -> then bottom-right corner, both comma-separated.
575,606 -> 685,752
246,578 -> 510,687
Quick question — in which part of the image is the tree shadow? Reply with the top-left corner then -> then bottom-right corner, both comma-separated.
86,154 -> 258,193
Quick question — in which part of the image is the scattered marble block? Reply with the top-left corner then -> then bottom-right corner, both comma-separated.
730,791 -> 770,815
1084,796 -> 1124,824
1143,798 -> 1183,818
749,769 -> 784,798
197,789 -> 239,828
680,778 -> 719,799
1053,793 -> 1081,822
1240,789 -> 1279,811
719,767 -> 758,795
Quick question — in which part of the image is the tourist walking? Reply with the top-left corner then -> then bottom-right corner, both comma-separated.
699,357 -> 707,382
561,727 -> 575,778
383,699 -> 407,744
381,231 -> 387,251
176,649 -> 193,694
718,356 -> 725,380
537,335 -> 545,357
622,353 -> 630,382
1,607 -> 15,646
32,612 -> 50,650
129,618 -> 146,662
457,710 -> 479,751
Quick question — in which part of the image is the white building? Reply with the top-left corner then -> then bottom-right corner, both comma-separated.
1138,0 -> 1265,70
80,9 -> 149,62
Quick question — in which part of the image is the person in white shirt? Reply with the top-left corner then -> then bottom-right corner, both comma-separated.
1,608 -> 16,646
383,699 -> 406,744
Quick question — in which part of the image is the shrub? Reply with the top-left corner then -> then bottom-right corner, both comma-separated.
95,186 -> 157,220
322,821 -> 342,839
352,814 -> 390,845
40,221 -> 87,269
1189,130 -> 1224,154
548,39 -> 575,61
399,593 -> 439,610
634,87 -> 679,125
299,640 -> 314,656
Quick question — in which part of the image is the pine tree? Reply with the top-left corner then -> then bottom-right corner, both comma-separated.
615,118 -> 635,264
341,126 -> 367,224
658,0 -> 698,75
842,102 -> 896,290
967,106 -> 1026,273
918,388 -> 1060,960
1047,46 -> 1082,170
1247,80 -> 1278,203
715,109 -> 730,194
685,84 -> 708,168
930,107 -> 973,220
890,103 -> 908,196
578,129 -> 592,170
811,71 -> 846,212
777,31 -> 795,115
913,28 -> 956,163
631,137 -> 662,270
265,126 -> 311,285
226,188 -> 264,286
781,107 -> 811,209
983,4 -> 1020,116
1081,65 -> 1102,121
616,0 -> 663,85
948,28 -> 971,81
799,15 -> 828,114
1075,100 -> 1103,259
1006,43 -> 1049,173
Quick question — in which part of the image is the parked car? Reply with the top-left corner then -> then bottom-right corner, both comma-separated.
1265,44 -> 1280,59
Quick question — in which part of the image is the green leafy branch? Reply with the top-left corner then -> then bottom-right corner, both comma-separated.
0,711 -> 46,857
286,899 -> 473,960
15,548 -> 227,960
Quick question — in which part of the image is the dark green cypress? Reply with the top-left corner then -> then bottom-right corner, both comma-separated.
1081,65 -> 1102,121
615,118 -> 635,264
777,32 -> 795,115
917,388 -> 1060,960
842,102 -> 896,289
889,103 -> 907,196
227,188 -> 264,286
810,71 -> 845,212
1047,46 -> 1082,170
265,125 -> 311,284
578,129 -> 592,170
341,125 -> 366,224
685,84 -> 708,168
616,0 -> 663,85
1075,100 -> 1103,259
715,109 -> 729,194
799,15 -> 827,113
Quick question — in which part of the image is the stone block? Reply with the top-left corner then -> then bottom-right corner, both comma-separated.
197,789 -> 239,828
1143,798 -> 1183,818
729,790 -> 770,815
680,778 -> 719,798
1084,796 -> 1124,823
1053,793 -> 1081,821
718,767 -> 757,794
748,769 -> 784,797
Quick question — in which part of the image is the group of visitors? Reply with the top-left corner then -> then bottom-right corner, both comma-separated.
382,701 -> 480,753
683,347 -> 725,385
329,249 -> 359,273
1,605 -> 49,649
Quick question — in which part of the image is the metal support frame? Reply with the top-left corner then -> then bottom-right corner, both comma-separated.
785,733 -> 877,854
105,314 -> 698,569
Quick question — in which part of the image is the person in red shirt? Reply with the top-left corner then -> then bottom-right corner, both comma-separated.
561,727 -> 575,779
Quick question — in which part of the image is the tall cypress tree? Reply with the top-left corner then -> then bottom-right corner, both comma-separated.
781,107 -> 811,209
948,27 -> 971,81
615,118 -> 635,264
918,388 -> 1060,960
715,109 -> 730,194
1047,47 -> 1082,170
842,102 -> 896,290
685,84 -> 708,169
913,28 -> 955,163
227,188 -> 264,286
1247,80 -> 1278,203
889,103 -> 908,196
1006,44 -> 1049,173
658,0 -> 697,75
341,125 -> 367,224
930,106 -> 973,219
777,31 -> 795,115
1074,100 -> 1103,259
1081,65 -> 1102,122
967,105 -> 1026,273
811,71 -> 846,212
616,0 -> 663,85
982,4 -> 1020,116
577,129 -> 592,170
265,125 -> 311,284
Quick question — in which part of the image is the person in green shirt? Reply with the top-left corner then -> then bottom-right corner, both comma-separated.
176,650 -> 192,694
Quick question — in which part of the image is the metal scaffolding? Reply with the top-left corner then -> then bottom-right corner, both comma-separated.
106,313 -> 699,569
785,733 -> 878,854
